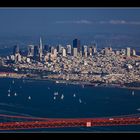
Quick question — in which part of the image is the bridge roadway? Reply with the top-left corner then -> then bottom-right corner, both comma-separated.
0,114 -> 140,130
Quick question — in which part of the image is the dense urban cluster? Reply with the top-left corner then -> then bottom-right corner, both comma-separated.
0,37 -> 140,87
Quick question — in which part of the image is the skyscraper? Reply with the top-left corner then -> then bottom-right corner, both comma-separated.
57,44 -> 63,54
39,37 -> 43,59
126,47 -> 131,57
132,49 -> 136,56
66,45 -> 72,55
44,45 -> 51,53
34,45 -> 39,60
28,45 -> 34,57
88,47 -> 92,56
73,48 -> 78,57
62,48 -> 66,57
82,45 -> 88,57
73,39 -> 81,53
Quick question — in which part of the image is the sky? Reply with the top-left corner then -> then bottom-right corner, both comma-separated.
0,8 -> 140,36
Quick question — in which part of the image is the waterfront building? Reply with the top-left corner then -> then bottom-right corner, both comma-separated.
73,48 -> 78,57
126,47 -> 131,57
73,39 -> 81,53
27,45 -> 34,57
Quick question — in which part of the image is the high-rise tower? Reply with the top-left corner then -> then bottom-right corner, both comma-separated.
39,37 -> 43,60
126,47 -> 131,57
73,39 -> 81,53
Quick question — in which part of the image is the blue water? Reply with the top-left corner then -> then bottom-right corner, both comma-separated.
0,78 -> 140,132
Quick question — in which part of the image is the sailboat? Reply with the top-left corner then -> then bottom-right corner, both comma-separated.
8,89 -> 11,93
28,96 -> 31,100
14,93 -> 17,96
73,93 -> 76,98
54,92 -> 58,96
79,99 -> 82,103
53,96 -> 56,100
132,91 -> 135,96
8,93 -> 10,97
61,94 -> 64,100
12,80 -> 15,84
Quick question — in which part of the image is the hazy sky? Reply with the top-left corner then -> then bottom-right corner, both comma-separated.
0,8 -> 140,36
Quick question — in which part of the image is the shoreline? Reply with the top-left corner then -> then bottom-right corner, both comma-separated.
0,76 -> 140,90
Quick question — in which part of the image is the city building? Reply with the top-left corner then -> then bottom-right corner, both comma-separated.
66,45 -> 72,55
57,44 -> 63,54
88,47 -> 92,56
39,37 -> 43,59
51,48 -> 57,58
132,49 -> 136,56
34,45 -> 39,60
62,48 -> 66,57
27,45 -> 34,57
115,50 -> 120,55
120,49 -> 126,55
73,39 -> 81,53
92,42 -> 97,54
15,53 -> 21,63
82,45 -> 88,57
73,48 -> 78,57
44,45 -> 51,53
126,47 -> 131,57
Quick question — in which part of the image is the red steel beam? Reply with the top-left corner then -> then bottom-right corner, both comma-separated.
0,117 -> 140,130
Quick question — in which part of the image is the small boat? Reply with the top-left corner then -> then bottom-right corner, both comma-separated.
73,94 -> 76,98
14,93 -> 17,96
55,81 -> 59,84
132,91 -> 135,96
8,93 -> 10,97
54,92 -> 58,96
79,99 -> 82,103
8,89 -> 11,93
28,96 -> 31,100
12,80 -> 15,84
61,94 -> 64,100
53,96 -> 56,100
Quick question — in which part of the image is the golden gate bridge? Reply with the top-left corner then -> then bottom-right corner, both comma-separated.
0,113 -> 140,131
